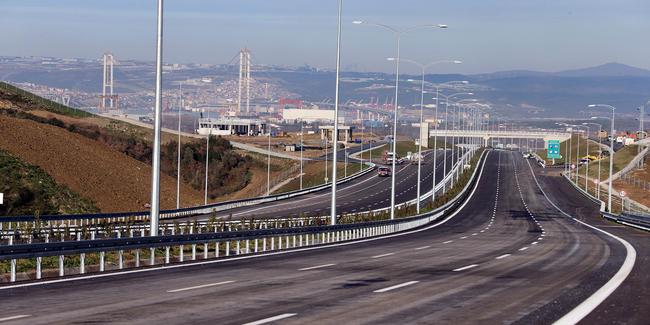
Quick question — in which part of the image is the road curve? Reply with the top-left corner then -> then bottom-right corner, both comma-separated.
0,150 -> 641,324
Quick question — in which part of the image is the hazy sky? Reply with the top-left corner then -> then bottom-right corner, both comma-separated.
2,0 -> 650,74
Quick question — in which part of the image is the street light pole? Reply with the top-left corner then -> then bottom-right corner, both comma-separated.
330,0 -> 343,225
204,113 -> 211,205
267,127 -> 271,196
390,58 -> 462,213
150,0 -> 164,236
176,82 -> 182,209
589,104 -> 617,212
353,20 -> 447,220
584,122 -> 603,198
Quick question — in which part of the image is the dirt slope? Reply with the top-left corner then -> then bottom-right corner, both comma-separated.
0,115 -> 203,212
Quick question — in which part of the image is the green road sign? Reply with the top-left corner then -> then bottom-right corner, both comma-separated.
547,140 -> 562,159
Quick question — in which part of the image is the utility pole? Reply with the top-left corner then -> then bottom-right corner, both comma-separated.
330,0 -> 343,225
176,82 -> 182,209
149,0 -> 164,236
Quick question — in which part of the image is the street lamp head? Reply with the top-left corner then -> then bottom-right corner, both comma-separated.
386,57 -> 396,61
453,60 -> 463,64
588,104 -> 597,108
352,20 -> 364,25
438,24 -> 449,29
467,92 -> 474,95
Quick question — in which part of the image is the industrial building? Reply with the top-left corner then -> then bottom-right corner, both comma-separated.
196,117 -> 267,136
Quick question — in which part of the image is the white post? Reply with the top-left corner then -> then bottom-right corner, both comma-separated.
330,0 -> 343,225
149,0 -> 164,236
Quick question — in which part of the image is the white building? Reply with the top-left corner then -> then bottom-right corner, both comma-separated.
283,108 -> 335,123
196,117 -> 267,136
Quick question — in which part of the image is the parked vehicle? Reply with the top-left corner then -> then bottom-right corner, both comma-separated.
377,166 -> 392,177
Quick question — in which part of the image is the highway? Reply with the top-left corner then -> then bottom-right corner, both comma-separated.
188,148 -> 459,220
1,150 -> 644,324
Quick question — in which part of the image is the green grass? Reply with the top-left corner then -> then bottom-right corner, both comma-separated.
366,141 -> 423,159
0,81 -> 93,118
577,144 -> 639,181
273,161 -> 370,194
0,150 -> 99,216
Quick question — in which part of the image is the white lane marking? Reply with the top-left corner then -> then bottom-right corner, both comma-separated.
519,247 -> 529,251
0,315 -> 31,322
495,254 -> 511,260
524,160 -> 638,325
167,280 -> 235,293
443,240 -> 453,244
373,281 -> 420,293
531,241 -> 538,245
243,313 -> 297,325
414,246 -> 431,250
371,253 -> 395,259
472,233 -> 478,236
460,236 -> 468,239
453,264 -> 479,272
0,152 -> 489,291
298,263 -> 336,271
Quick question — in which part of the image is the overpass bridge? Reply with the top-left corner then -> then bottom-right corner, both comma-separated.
428,129 -> 571,147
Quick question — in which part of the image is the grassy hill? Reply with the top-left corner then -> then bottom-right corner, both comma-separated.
0,150 -> 98,215
0,82 -> 253,214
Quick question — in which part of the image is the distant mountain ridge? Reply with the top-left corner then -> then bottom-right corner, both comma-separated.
473,62 -> 650,79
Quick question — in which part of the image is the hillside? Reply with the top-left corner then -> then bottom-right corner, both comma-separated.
0,114 -> 203,212
0,82 -> 255,213
0,149 -> 98,215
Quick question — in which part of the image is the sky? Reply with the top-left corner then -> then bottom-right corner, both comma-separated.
2,0 -> 650,74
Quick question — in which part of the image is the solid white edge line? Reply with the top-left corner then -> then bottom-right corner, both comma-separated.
166,280 -> 235,293
524,160 -> 637,325
373,280 -> 420,293
298,263 -> 336,271
243,313 -> 297,325
0,151 -> 491,291
0,315 -> 31,322
452,264 -> 479,272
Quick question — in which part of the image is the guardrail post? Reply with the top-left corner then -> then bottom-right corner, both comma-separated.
100,251 -> 106,271
10,259 -> 16,282
36,256 -> 42,279
292,235 -> 296,247
135,249 -> 141,267
285,236 -> 289,249
204,243 -> 209,259
149,248 -> 155,266
225,241 -> 230,256
80,253 -> 86,274
215,242 -> 220,258
299,234 -> 303,247
165,246 -> 170,264
59,255 -> 64,277
236,241 -> 241,255
179,245 -> 184,262
270,237 -> 274,250
278,237 -> 282,250
262,238 -> 267,252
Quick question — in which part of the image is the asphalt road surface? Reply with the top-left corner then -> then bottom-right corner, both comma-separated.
191,148 -> 460,220
1,150 -> 644,324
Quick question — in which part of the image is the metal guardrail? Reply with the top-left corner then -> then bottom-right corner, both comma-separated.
561,172 -> 649,232
0,150 -> 476,245
0,150 -> 489,283
0,161 -> 377,227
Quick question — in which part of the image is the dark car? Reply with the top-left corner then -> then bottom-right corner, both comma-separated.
378,166 -> 392,177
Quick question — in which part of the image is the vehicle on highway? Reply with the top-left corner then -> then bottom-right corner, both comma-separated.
377,166 -> 392,177
383,151 -> 403,164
